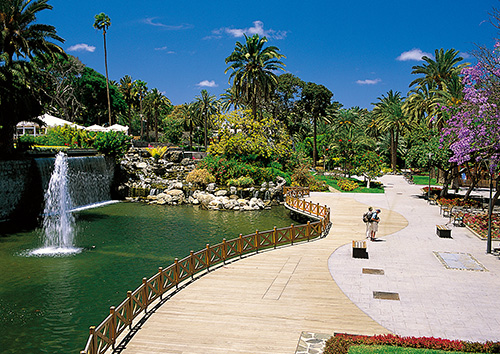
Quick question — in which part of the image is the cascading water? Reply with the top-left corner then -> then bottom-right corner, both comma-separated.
32,152 -> 80,255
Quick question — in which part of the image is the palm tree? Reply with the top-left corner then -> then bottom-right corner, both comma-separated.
118,75 -> 137,129
181,102 -> 198,150
219,87 -> 243,112
134,80 -> 148,139
93,12 -> 112,126
0,0 -> 64,156
410,48 -> 467,91
144,88 -> 171,142
193,90 -> 218,149
225,34 -> 285,119
372,90 -> 407,172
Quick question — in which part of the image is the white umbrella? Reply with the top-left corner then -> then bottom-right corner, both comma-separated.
85,124 -> 109,132
108,124 -> 129,134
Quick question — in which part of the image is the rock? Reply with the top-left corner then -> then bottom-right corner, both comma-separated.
167,189 -> 184,196
215,190 -> 227,197
229,194 -> 239,200
167,150 -> 183,163
206,183 -> 216,193
229,186 -> 237,195
180,158 -> 192,166
136,162 -> 147,169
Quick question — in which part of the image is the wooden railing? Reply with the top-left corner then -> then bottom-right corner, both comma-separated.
80,186 -> 330,354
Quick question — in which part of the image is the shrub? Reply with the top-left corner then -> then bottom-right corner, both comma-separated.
186,168 -> 216,187
226,176 -> 255,187
92,131 -> 131,158
146,146 -> 168,160
337,178 -> 358,191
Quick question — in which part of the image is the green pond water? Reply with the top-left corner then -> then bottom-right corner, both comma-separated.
0,202 -> 294,354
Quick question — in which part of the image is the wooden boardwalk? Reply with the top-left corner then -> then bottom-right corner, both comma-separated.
115,193 -> 408,354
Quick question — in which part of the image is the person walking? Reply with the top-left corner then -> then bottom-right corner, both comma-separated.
364,207 -> 373,239
369,209 -> 381,241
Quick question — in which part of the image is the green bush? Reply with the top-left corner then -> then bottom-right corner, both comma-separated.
337,178 -> 358,191
92,131 -> 131,158
226,176 -> 255,187
186,168 -> 216,187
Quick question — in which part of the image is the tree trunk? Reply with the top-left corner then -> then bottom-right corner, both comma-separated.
204,112 -> 208,149
103,31 -> 112,126
154,111 -> 158,143
390,129 -> 396,171
312,114 -> 317,167
189,121 -> 193,150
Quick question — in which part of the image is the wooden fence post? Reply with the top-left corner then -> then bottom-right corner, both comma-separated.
158,267 -> 164,299
174,258 -> 179,289
142,278 -> 148,314
255,230 -> 259,253
238,234 -> 243,258
222,239 -> 227,264
89,326 -> 97,354
206,244 -> 210,271
189,251 -> 194,279
273,227 -> 277,249
291,224 -> 295,245
306,221 -> 310,241
110,306 -> 116,349
127,291 -> 133,329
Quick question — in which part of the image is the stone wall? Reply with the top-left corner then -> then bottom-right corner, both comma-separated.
0,159 -> 43,224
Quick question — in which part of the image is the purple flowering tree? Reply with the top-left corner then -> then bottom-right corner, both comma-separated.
441,43 -> 500,204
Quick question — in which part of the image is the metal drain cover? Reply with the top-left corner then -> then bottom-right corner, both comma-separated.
363,268 -> 385,275
434,252 -> 487,271
373,291 -> 400,300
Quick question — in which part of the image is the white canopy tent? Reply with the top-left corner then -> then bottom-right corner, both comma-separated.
16,114 -> 84,136
85,124 -> 109,132
108,124 -> 129,134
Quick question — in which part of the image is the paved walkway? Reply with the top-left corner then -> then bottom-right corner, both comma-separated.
328,175 -> 500,343
115,175 -> 499,354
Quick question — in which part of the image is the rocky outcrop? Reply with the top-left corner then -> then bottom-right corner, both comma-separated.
117,148 -> 287,211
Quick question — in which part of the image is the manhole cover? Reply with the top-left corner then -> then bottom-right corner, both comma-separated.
362,268 -> 385,275
434,252 -> 487,271
373,291 -> 400,300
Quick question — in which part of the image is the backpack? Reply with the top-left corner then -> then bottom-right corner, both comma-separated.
362,212 -> 372,223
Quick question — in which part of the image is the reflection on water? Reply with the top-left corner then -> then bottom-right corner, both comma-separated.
0,202 -> 294,354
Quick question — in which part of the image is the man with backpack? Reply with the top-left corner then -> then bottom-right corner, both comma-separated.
363,207 -> 373,239
369,209 -> 381,241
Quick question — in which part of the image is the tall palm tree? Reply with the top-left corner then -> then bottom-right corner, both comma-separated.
0,0 -> 64,156
372,90 -> 407,172
144,88 -> 171,142
93,12 -> 112,126
118,75 -> 137,129
225,34 -> 285,119
193,90 -> 218,149
219,87 -> 243,112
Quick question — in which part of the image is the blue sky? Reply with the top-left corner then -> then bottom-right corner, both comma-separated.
38,0 -> 499,109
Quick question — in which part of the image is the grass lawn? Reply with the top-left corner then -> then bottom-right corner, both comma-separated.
314,174 -> 385,193
412,174 -> 440,186
348,345 -> 481,354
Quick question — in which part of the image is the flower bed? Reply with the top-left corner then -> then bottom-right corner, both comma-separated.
421,186 -> 442,194
323,333 -> 500,354
463,213 -> 500,240
437,197 -> 482,209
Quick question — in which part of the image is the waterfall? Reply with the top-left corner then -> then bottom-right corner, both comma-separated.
30,153 -> 115,256
35,155 -> 114,210
32,152 -> 79,255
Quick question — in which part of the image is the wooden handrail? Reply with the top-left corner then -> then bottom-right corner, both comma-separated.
81,186 -> 329,354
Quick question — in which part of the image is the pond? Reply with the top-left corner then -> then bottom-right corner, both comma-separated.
0,202 -> 294,354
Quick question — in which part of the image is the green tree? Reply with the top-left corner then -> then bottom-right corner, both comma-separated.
118,75 -> 138,129
0,0 -> 64,156
300,82 -> 333,167
372,90 -> 407,172
144,88 -> 171,143
224,34 -> 285,119
93,12 -> 112,126
180,103 -> 198,149
134,80 -> 148,139
194,89 -> 218,149
74,67 -> 126,126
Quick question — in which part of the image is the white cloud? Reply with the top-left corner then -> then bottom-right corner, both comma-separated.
154,46 -> 176,54
396,48 -> 432,61
143,17 -> 193,30
67,43 -> 96,53
210,20 -> 287,40
196,80 -> 218,88
356,78 -> 381,85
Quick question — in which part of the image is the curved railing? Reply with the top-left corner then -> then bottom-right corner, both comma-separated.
80,187 -> 330,354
